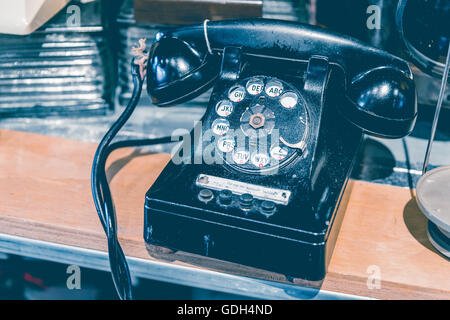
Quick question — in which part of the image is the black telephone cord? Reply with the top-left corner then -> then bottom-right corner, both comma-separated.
91,60 -> 173,300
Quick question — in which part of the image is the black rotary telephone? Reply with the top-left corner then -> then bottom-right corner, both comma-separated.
92,19 -> 417,299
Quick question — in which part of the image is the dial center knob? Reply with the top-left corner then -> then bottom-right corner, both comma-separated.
249,113 -> 265,129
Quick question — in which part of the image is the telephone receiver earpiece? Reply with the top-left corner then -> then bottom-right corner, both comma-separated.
147,19 -> 417,138
147,37 -> 220,106
344,67 -> 417,138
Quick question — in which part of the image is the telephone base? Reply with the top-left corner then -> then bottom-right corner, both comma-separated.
144,178 -> 354,282
144,53 -> 363,282
145,243 -> 326,288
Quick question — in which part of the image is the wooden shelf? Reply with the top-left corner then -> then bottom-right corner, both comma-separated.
0,129 -> 448,299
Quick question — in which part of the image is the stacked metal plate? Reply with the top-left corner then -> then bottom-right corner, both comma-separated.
263,0 -> 309,22
0,0 -> 114,117
116,0 -> 309,107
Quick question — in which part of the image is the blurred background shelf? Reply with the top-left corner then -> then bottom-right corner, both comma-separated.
0,0 -> 114,118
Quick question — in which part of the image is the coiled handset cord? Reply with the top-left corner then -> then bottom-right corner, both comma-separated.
91,55 -> 173,300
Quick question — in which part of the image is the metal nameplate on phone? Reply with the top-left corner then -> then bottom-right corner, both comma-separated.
195,174 -> 291,205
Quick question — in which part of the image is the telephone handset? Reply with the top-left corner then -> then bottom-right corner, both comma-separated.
93,19 -> 418,298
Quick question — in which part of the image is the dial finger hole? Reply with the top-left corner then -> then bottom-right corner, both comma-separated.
265,80 -> 283,97
251,152 -> 270,168
215,100 -> 234,117
246,78 -> 264,95
280,91 -> 298,109
270,145 -> 289,161
232,149 -> 250,164
217,136 -> 235,153
228,85 -> 246,102
212,118 -> 230,136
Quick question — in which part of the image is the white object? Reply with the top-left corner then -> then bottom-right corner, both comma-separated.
416,166 -> 450,258
0,0 -> 70,35
416,166 -> 450,234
